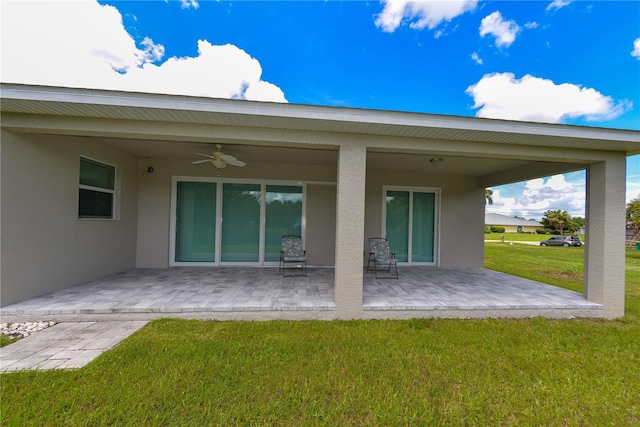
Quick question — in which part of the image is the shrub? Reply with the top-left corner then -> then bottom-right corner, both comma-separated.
490,226 -> 505,233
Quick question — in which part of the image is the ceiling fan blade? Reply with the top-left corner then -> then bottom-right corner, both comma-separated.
220,154 -> 245,167
194,152 -> 216,159
191,159 -> 211,165
225,158 -> 246,167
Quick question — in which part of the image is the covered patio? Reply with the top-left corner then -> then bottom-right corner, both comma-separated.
0,268 -> 602,321
1,84 -> 635,319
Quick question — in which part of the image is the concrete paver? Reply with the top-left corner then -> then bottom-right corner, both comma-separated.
0,321 -> 147,372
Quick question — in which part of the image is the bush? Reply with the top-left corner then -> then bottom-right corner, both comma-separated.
484,226 -> 492,234
490,226 -> 505,233
535,229 -> 548,235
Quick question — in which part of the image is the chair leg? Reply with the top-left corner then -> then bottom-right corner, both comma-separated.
282,261 -> 307,277
373,262 -> 398,279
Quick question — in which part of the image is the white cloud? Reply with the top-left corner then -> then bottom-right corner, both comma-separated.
479,11 -> 520,48
632,37 -> 640,60
546,0 -> 572,12
487,174 -> 586,219
466,72 -> 632,123
180,0 -> 199,10
140,37 -> 165,63
375,0 -> 478,33
0,0 -> 286,102
471,52 -> 483,65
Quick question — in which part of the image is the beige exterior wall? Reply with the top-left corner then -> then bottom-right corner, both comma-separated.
135,156 -> 337,268
306,184 -> 336,266
491,225 -> 541,233
135,154 -> 485,271
365,169 -> 484,269
0,131 -> 138,306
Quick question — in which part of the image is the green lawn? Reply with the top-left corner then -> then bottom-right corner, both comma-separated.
485,243 -> 640,321
1,247 -> 639,426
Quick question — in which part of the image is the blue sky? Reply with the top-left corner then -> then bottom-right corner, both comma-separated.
2,0 -> 639,219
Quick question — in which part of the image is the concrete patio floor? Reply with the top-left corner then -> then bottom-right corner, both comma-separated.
0,267 -> 603,321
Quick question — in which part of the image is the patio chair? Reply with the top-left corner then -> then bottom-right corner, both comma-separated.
280,235 -> 307,277
367,237 -> 398,279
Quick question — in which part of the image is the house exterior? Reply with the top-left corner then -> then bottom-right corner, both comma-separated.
1,83 -> 638,319
485,213 -> 543,233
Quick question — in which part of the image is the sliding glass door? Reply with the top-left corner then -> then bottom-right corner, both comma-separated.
385,191 -> 410,262
175,181 -> 217,262
264,185 -> 303,262
172,179 -> 304,265
221,183 -> 261,262
384,187 -> 438,265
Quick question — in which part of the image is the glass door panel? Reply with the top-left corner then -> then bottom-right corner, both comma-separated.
175,181 -> 216,262
264,185 -> 303,262
221,183 -> 261,262
385,190 -> 409,262
412,191 -> 435,263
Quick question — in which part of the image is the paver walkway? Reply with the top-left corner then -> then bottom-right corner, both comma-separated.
0,321 -> 147,372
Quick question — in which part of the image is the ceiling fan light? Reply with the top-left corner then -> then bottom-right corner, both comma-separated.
212,159 -> 227,169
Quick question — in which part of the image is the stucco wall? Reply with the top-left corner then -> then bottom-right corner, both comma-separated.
365,169 -> 485,269
0,131 -> 138,306
135,156 -> 484,270
495,225 -> 541,233
135,156 -> 338,268
306,184 -> 337,266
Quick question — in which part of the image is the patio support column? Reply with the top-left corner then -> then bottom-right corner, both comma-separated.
584,155 -> 626,318
334,141 -> 367,318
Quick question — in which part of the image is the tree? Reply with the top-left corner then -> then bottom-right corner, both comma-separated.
567,217 -> 585,234
628,197 -> 640,241
541,210 -> 572,235
485,189 -> 493,205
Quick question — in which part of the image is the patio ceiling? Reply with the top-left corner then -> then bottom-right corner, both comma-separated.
85,135 -> 542,177
61,134 -> 564,178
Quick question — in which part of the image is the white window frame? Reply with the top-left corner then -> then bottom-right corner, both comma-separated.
381,186 -> 441,266
78,156 -> 116,220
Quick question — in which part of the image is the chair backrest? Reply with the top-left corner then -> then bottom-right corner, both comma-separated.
369,238 -> 392,262
282,235 -> 304,257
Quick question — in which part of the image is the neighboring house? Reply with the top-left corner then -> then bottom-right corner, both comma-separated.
1,83 -> 639,319
485,213 -> 542,233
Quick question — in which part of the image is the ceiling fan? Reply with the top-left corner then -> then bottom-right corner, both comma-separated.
191,144 -> 246,170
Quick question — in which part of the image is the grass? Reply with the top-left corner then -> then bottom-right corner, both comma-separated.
1,246 -> 639,426
484,243 -> 586,293
0,335 -> 13,348
485,244 -> 640,321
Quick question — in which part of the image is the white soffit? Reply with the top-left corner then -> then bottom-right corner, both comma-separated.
1,83 -> 639,154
